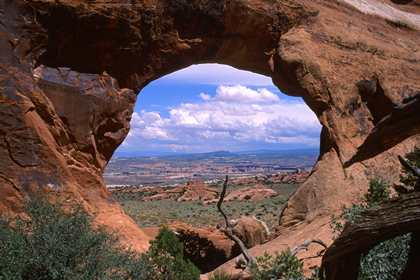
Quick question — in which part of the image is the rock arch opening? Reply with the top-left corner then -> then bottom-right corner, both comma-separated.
1,0 -> 419,269
115,63 -> 321,157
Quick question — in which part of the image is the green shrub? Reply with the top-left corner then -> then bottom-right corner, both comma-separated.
359,233 -> 410,280
399,146 -> 420,191
0,190 -> 151,280
208,270 -> 231,280
331,175 -> 391,237
364,176 -> 391,206
331,174 -> 410,279
250,250 -> 305,280
147,225 -> 200,280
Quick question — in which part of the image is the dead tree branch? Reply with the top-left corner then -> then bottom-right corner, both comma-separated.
290,238 -> 328,256
251,215 -> 271,236
398,155 -> 420,189
217,175 -> 256,272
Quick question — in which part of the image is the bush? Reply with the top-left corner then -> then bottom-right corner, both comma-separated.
250,250 -> 305,280
364,176 -> 391,206
208,270 -> 231,280
0,190 -> 151,280
147,225 -> 200,280
359,233 -> 410,280
399,146 -> 420,191
331,174 -> 410,279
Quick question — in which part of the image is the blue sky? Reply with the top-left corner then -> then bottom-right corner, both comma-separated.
116,64 -> 322,154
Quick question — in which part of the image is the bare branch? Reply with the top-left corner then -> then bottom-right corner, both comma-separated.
290,238 -> 328,256
217,175 -> 256,272
251,215 -> 271,236
217,175 -> 230,230
398,155 -> 420,178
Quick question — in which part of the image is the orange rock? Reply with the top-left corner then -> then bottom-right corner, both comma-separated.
1,0 -> 420,262
204,183 -> 277,204
166,216 -> 265,273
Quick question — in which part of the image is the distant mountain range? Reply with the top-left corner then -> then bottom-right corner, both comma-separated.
113,148 -> 319,158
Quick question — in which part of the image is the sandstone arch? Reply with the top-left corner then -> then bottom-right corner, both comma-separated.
1,0 -> 419,257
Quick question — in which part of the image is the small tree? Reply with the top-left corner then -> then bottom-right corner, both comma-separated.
364,176 -> 391,206
250,250 -> 305,280
399,146 -> 420,191
147,225 -> 200,280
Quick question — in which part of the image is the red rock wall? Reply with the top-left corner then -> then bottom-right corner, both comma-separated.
1,0 -> 419,252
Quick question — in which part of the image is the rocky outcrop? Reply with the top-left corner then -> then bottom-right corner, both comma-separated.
163,222 -> 239,273
1,0 -> 419,258
165,217 -> 266,272
141,179 -> 218,201
178,180 -> 219,202
109,185 -> 164,194
217,216 -> 267,247
204,183 -> 278,204
268,170 -> 310,184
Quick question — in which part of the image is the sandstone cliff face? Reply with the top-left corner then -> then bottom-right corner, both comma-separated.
1,0 -> 419,256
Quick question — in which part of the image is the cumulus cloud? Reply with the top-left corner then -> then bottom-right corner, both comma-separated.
199,85 -> 280,103
124,88 -> 321,152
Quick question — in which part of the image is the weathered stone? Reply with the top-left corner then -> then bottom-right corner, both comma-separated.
1,0 -> 419,261
268,171 -> 310,184
166,216 -> 265,273
204,183 -> 277,204
178,180 -> 219,202
141,179 -> 218,201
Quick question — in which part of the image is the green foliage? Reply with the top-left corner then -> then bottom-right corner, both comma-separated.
149,225 -> 184,258
208,270 -> 231,280
250,250 -> 305,280
359,233 -> 411,280
331,175 -> 391,237
147,225 -> 200,280
364,176 -> 391,206
331,173 -> 410,279
0,190 -> 151,280
330,203 -> 368,239
399,146 -> 420,190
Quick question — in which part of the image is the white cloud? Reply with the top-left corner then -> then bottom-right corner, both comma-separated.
125,90 -> 321,151
200,85 -> 280,103
198,92 -> 212,101
159,64 -> 273,86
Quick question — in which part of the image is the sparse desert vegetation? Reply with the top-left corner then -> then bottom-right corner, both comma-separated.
111,180 -> 301,231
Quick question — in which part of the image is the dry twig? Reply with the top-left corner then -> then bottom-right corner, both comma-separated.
217,175 -> 256,272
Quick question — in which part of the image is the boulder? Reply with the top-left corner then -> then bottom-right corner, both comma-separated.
142,184 -> 186,201
165,222 -> 240,273
166,216 -> 266,273
141,186 -> 164,194
204,183 -> 277,204
177,180 -> 219,202
142,180 -> 218,201
217,216 -> 267,247
268,171 -> 310,184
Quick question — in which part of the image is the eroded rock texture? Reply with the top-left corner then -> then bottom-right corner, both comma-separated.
1,0 -> 419,256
